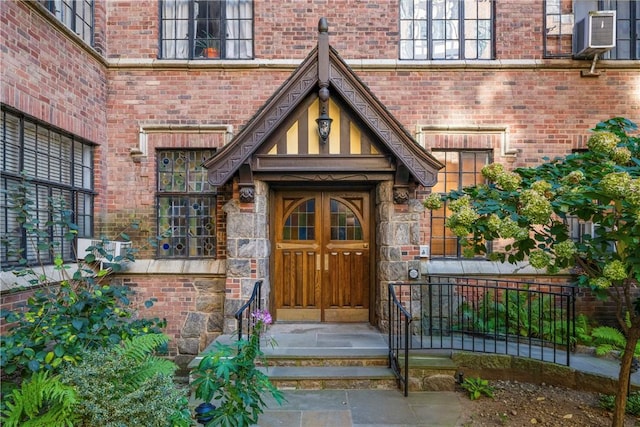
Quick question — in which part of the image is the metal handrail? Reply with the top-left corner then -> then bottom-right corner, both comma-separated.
392,276 -> 576,366
388,276 -> 576,396
234,280 -> 263,343
388,283 -> 412,397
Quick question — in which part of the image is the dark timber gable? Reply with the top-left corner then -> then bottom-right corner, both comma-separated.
204,18 -> 442,202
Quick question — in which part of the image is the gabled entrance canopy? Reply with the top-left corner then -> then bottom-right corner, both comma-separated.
204,18 -> 442,202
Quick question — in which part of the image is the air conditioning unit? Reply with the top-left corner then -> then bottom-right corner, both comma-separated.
77,238 -> 132,262
574,10 -> 616,58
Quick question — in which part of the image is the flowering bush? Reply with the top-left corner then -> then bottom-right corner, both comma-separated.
423,192 -> 443,210
424,117 -> 640,426
190,310 -> 284,426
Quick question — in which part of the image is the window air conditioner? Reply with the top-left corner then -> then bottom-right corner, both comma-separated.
77,238 -> 132,262
573,10 -> 616,58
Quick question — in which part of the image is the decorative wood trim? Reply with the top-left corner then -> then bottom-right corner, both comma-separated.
203,21 -> 444,189
257,172 -> 394,183
253,154 -> 394,172
328,51 -> 442,187
205,57 -> 319,185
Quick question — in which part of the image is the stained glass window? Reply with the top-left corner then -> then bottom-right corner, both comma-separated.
330,199 -> 362,241
283,199 -> 315,240
157,150 -> 216,258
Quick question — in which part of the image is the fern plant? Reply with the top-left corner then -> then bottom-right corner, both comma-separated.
574,314 -> 595,346
457,289 -> 570,344
591,326 -> 640,358
112,334 -> 177,392
1,371 -> 79,427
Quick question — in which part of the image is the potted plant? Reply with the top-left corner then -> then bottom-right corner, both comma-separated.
196,34 -> 219,58
190,310 -> 285,426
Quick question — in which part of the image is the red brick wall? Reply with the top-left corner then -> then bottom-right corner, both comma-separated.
114,275 -> 199,353
104,0 -> 158,59
2,0 -> 639,363
103,0 -> 558,60
0,1 -> 107,143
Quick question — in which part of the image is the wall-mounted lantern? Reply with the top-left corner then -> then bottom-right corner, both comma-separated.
316,110 -> 333,144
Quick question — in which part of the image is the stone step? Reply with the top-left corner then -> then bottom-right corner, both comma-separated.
260,353 -> 389,368
260,365 -> 398,391
190,326 -> 459,392
394,354 -> 459,392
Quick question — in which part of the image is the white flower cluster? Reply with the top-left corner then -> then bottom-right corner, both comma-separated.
587,131 -> 620,155
520,189 -> 553,224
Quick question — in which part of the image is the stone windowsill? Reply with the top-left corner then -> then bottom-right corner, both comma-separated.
0,259 -> 226,293
421,259 -> 572,277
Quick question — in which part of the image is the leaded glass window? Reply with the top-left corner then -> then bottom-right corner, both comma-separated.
283,199 -> 315,240
156,150 -> 216,258
330,199 -> 362,241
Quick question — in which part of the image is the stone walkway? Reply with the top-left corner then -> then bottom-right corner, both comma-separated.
205,323 -> 640,427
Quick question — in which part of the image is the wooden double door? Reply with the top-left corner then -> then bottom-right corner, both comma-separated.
273,190 -> 371,322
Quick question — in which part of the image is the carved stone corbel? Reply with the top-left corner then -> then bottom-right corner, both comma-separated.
239,187 -> 255,203
393,163 -> 411,204
238,163 -> 255,203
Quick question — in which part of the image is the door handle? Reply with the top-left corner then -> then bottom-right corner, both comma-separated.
325,254 -> 329,271
317,254 -> 321,270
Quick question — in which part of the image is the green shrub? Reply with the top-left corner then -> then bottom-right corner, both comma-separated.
61,334 -> 192,427
600,391 -> 640,416
460,377 -> 494,401
1,281 -> 166,379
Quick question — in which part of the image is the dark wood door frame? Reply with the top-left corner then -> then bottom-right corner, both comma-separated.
270,186 -> 375,323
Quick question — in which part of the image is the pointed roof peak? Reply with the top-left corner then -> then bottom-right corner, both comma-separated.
318,17 -> 329,33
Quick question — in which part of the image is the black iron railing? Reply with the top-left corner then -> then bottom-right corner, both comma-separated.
388,276 -> 576,370
234,280 -> 263,343
388,283 -> 412,396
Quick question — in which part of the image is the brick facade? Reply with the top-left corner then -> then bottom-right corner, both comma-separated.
1,0 -> 638,368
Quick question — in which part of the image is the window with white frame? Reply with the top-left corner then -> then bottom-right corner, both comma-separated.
39,0 -> 94,46
399,0 -> 494,60
156,150 -> 217,258
1,106 -> 95,268
161,0 -> 253,59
